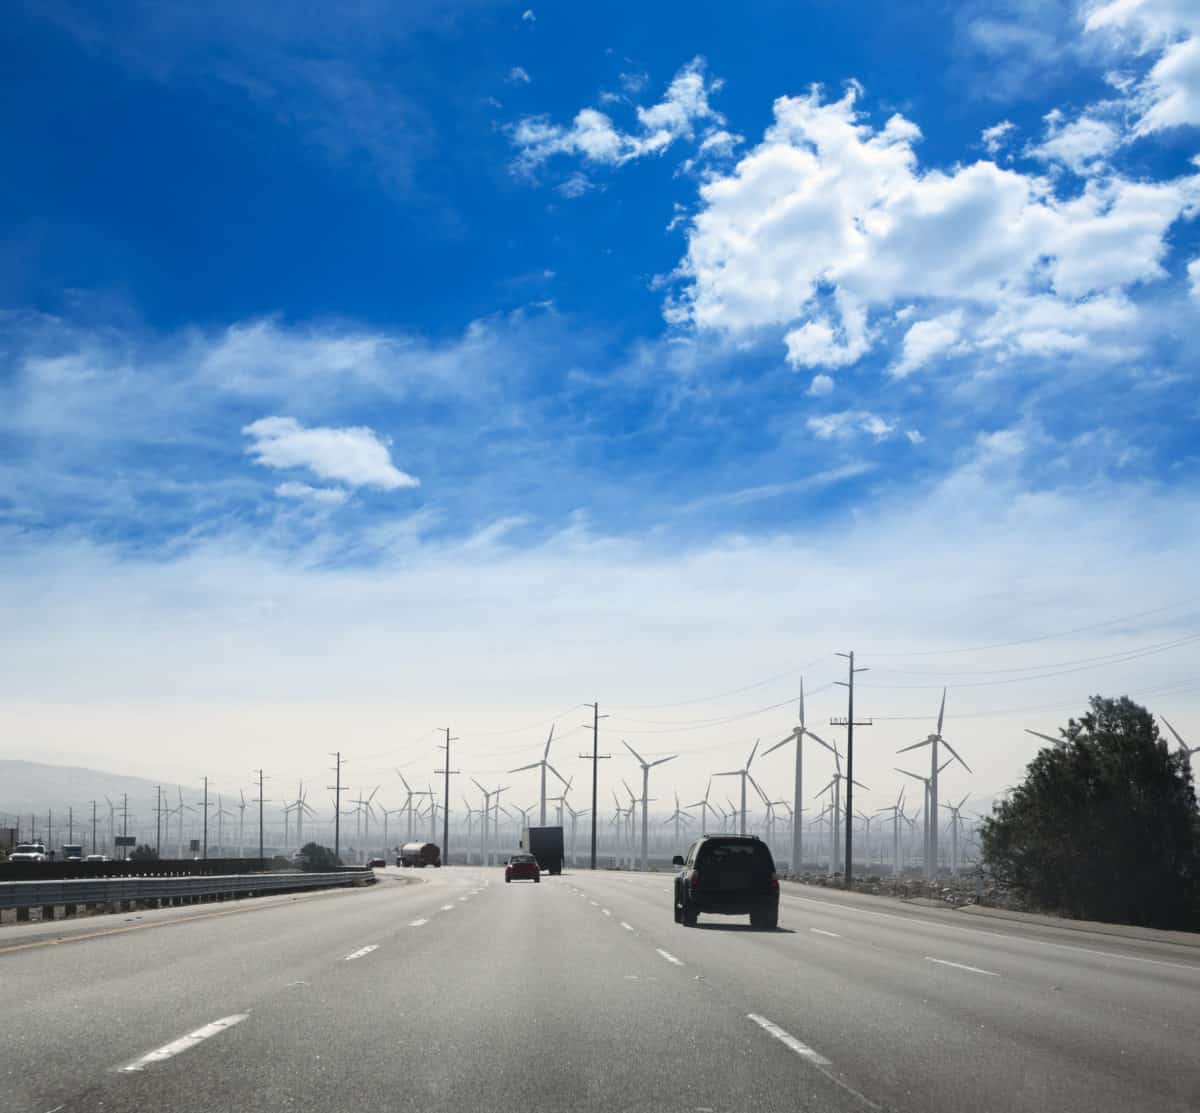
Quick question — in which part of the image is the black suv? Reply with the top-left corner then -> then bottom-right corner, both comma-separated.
672,835 -> 780,930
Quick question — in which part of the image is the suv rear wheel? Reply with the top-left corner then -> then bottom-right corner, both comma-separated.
750,906 -> 778,931
681,898 -> 698,927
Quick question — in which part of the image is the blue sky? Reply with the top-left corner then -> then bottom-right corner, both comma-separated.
1,1 -> 1198,800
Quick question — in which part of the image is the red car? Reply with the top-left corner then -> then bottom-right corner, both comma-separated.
505,854 -> 540,883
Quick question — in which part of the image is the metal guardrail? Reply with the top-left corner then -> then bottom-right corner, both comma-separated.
0,869 -> 373,912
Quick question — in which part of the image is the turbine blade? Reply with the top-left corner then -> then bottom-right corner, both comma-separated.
763,732 -> 796,755
1158,715 -> 1186,749
649,754 -> 677,768
544,723 -> 555,758
746,738 -> 760,767
508,762 -> 541,773
895,767 -> 926,783
1024,728 -> 1059,745
940,738 -> 972,773
937,687 -> 946,736
896,738 -> 933,755
622,739 -> 647,765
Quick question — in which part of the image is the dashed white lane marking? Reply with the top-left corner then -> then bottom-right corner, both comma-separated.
925,956 -> 999,977
620,921 -> 634,931
810,928 -> 841,938
120,1014 -> 249,1072
458,896 -> 470,902
655,948 -> 685,966
747,1013 -> 831,1065
589,900 -> 600,906
409,918 -> 429,927
602,908 -> 612,916
345,944 -> 379,961
441,904 -> 455,911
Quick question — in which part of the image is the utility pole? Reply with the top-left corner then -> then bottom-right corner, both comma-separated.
155,786 -> 162,857
832,650 -> 871,891
68,806 -> 74,845
252,770 -> 267,863
121,793 -> 129,860
48,809 -> 53,851
436,728 -> 460,864
581,702 -> 610,869
91,800 -> 97,855
328,752 -> 344,860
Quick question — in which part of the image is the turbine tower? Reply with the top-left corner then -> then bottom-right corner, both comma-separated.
764,679 -> 836,873
896,689 -> 971,879
508,725 -> 568,826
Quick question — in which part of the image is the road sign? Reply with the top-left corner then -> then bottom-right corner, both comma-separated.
189,838 -> 200,852
115,835 -> 137,847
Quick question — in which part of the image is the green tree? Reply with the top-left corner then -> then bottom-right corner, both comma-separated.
982,696 -> 1199,929
296,842 -> 342,871
128,844 -> 159,862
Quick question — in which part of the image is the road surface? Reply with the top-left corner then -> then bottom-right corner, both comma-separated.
2,866 -> 1197,1112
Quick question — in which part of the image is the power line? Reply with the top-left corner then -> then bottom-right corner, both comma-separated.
859,600 -> 1198,658
612,682 -> 839,728
608,654 -> 835,711
858,634 -> 1200,689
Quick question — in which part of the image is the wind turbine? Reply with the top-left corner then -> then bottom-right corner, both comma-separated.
896,758 -> 952,878
215,794 -> 234,856
396,773 -> 431,842
662,792 -> 693,849
686,779 -> 718,835
763,678 -> 836,872
940,794 -> 970,876
471,780 -> 496,866
1160,716 -> 1198,759
548,776 -> 573,827
564,801 -> 589,867
381,805 -> 404,859
874,786 -> 906,877
622,741 -> 676,871
813,743 -> 867,875
290,782 -> 317,848
509,725 -> 568,826
174,788 -> 196,858
896,689 -> 971,879
714,740 -> 764,836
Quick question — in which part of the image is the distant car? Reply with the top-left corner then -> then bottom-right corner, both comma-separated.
9,843 -> 48,862
505,854 -> 540,883
673,835 -> 779,930
367,857 -> 386,868
84,854 -> 109,862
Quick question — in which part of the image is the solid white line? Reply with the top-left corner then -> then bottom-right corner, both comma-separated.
589,900 -> 600,906
620,921 -> 634,931
344,944 -> 379,961
409,918 -> 429,927
441,904 -> 454,911
458,896 -> 470,902
655,948 -> 684,966
120,1014 -> 249,1072
810,928 -> 842,938
747,1013 -> 831,1065
785,892 -> 1200,974
925,956 -> 999,977
602,908 -> 612,916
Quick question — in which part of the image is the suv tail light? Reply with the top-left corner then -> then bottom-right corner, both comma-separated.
688,869 -> 700,889
769,871 -> 779,893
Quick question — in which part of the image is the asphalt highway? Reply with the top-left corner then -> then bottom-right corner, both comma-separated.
2,866 -> 1197,1112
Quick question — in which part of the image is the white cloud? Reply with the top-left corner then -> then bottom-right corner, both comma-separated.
507,66 -> 531,85
1188,256 -> 1200,297
243,416 -> 419,491
522,9 -> 535,22
1028,108 -> 1120,174
275,481 -> 349,505
674,83 -> 1200,373
981,119 -> 1016,154
557,171 -> 594,198
620,71 -> 648,95
511,57 -> 723,173
906,429 -> 925,444
807,373 -> 834,396
1084,0 -> 1200,134
890,311 -> 964,378
806,409 -> 896,441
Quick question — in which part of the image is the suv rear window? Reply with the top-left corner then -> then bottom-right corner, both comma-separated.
697,841 -> 774,868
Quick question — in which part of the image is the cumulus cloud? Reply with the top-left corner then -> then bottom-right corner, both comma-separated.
1028,108 -> 1121,174
522,9 -> 535,22
1084,0 -> 1200,134
807,373 -> 834,396
674,82 -> 1200,374
243,416 -> 419,491
981,119 -> 1016,154
510,57 -> 724,174
890,311 -> 964,378
507,66 -> 531,85
1189,256 -> 1200,297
